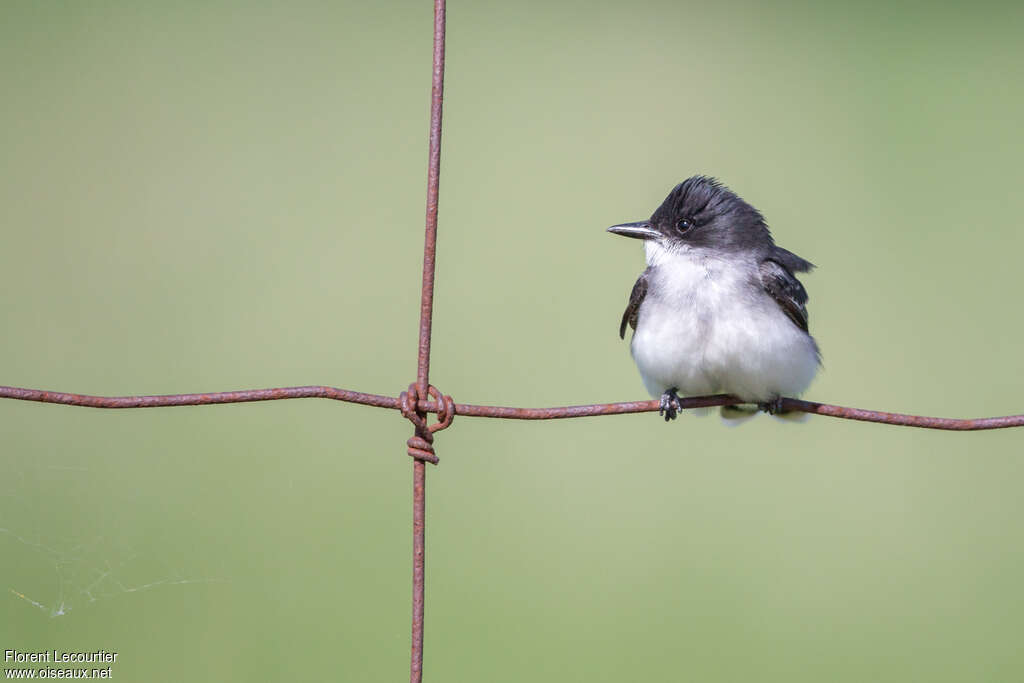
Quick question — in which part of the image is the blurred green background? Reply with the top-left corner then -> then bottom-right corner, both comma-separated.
2,1 -> 1023,680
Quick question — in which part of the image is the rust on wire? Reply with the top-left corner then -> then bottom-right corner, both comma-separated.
399,384 -> 455,465
0,384 -> 399,410
778,397 -> 1024,431
410,457 -> 427,683
407,0 -> 448,681
447,396 -> 1024,431
4,384 -> 1024,431
449,395 -> 731,419
415,0 -> 447,394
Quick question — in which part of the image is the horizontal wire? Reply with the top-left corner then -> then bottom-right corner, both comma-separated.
0,385 -> 398,410
2,384 -> 1022,431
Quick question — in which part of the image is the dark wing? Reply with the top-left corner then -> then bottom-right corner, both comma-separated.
769,245 -> 814,273
760,258 -> 810,332
619,271 -> 649,339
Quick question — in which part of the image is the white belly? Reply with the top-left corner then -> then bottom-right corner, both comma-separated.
629,249 -> 819,403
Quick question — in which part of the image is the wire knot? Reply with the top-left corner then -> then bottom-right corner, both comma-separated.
405,436 -> 439,465
399,383 -> 455,464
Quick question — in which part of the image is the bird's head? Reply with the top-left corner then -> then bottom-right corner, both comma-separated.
607,176 -> 772,258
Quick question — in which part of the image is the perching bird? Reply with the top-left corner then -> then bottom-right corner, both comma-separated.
608,176 -> 820,420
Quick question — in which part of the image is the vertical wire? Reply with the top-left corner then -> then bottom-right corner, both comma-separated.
411,1 -> 446,681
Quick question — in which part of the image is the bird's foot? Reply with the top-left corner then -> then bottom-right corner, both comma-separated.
659,388 -> 683,421
758,396 -> 785,415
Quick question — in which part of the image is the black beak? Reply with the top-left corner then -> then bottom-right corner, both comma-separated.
606,221 -> 660,240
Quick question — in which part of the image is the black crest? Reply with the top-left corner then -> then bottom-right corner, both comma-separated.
649,176 -> 774,253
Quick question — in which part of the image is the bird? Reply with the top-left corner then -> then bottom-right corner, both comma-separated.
608,176 -> 820,421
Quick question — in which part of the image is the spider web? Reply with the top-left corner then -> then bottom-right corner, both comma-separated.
2,528 -> 225,618
2,465 -> 226,619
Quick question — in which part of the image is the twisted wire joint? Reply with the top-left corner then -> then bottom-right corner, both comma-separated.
399,383 -> 455,465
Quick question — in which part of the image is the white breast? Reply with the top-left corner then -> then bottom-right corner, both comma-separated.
629,243 -> 819,403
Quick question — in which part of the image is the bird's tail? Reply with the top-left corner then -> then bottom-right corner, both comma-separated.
719,404 -> 809,424
719,404 -> 758,425
771,409 -> 809,423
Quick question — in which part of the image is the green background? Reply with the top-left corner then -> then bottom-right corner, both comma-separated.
2,1 -> 1023,680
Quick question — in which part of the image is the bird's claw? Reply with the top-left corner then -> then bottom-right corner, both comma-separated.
758,396 -> 785,415
659,388 -> 683,421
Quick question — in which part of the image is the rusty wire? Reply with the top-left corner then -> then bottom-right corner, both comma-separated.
3,1 -> 1024,682
3,385 -> 1024,431
406,1 -> 447,680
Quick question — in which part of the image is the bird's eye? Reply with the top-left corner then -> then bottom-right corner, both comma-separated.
676,218 -> 692,232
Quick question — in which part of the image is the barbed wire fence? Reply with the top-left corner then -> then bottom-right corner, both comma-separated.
3,1 -> 1024,680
